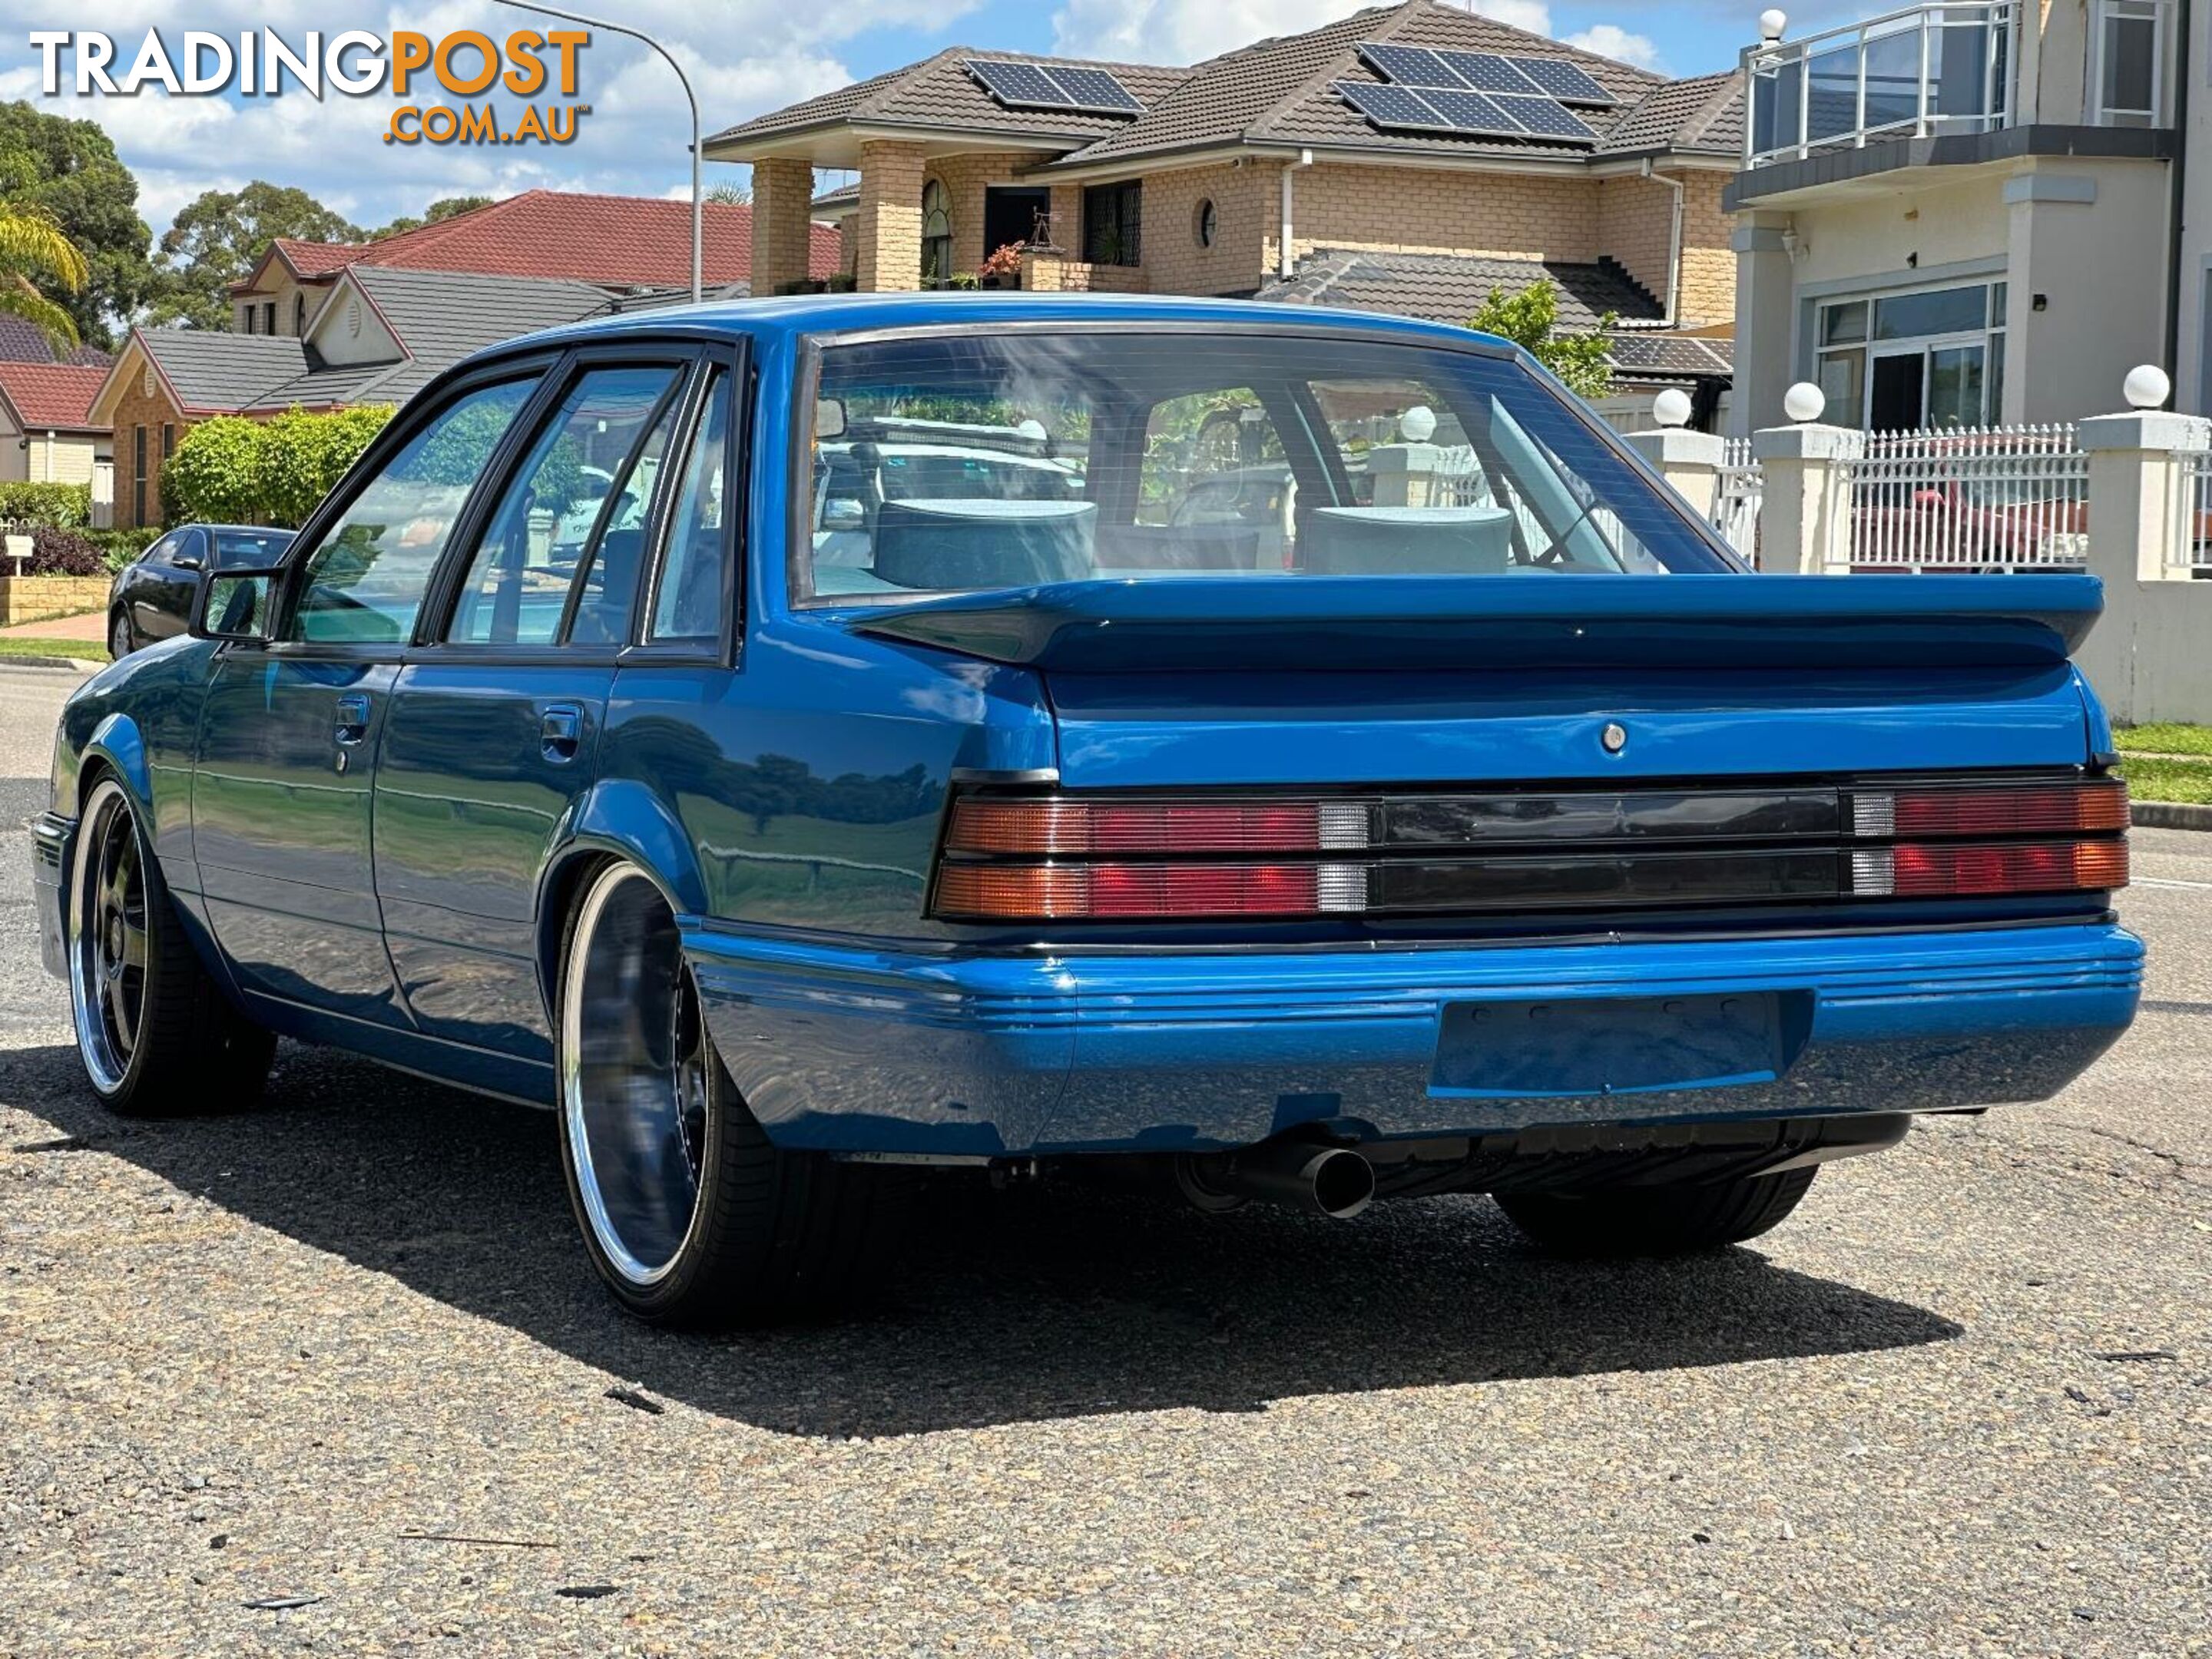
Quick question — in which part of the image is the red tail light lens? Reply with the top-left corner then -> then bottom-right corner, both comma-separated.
1855,780 -> 2128,837
934,860 -> 1364,920
946,798 -> 1362,855
1853,839 -> 2128,898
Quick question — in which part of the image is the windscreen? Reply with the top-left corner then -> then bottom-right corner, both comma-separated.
798,328 -> 1732,604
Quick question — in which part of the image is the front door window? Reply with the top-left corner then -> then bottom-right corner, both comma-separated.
921,180 -> 952,286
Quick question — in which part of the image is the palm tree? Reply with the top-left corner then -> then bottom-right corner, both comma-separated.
0,203 -> 91,354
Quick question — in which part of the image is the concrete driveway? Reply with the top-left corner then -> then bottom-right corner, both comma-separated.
2,663 -> 2206,1656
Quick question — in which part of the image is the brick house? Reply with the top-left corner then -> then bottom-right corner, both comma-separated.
85,269 -> 616,528
716,0 -> 1743,412
0,363 -> 111,488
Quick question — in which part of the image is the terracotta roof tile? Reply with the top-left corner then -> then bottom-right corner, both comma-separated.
0,362 -> 109,429
253,191 -> 839,294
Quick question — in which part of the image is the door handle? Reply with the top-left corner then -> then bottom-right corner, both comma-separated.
333,692 -> 371,746
541,704 -> 583,763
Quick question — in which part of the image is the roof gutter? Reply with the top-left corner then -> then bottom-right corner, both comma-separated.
1280,148 -> 1313,281
1642,158 -> 1686,326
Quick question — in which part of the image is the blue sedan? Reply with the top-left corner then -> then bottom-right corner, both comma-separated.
31,296 -> 2141,1325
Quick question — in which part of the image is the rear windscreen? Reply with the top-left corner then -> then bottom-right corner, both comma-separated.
797,328 -> 1734,604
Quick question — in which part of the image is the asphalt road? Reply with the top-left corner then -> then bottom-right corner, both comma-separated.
2,662 -> 2207,1657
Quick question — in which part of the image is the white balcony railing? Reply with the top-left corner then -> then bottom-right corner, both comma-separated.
1743,0 -> 2019,167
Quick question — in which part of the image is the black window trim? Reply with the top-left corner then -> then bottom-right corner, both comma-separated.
416,343 -> 705,664
255,351 -> 568,665
631,352 -> 747,666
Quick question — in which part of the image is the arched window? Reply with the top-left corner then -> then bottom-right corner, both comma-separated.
921,180 -> 952,285
293,294 -> 306,337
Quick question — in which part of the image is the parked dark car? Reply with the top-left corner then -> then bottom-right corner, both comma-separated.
108,525 -> 294,657
31,296 -> 2141,1328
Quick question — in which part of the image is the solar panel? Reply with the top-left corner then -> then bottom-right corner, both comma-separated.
1333,80 -> 1453,132
1048,65 -> 1145,114
1508,55 -> 1615,104
1416,87 -> 1518,136
1432,51 -> 1544,94
1492,93 -> 1598,140
966,60 -> 1074,108
1357,43 -> 1463,88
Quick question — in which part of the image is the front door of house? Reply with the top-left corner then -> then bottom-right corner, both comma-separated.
983,187 -> 1050,261
1870,337 -> 1986,430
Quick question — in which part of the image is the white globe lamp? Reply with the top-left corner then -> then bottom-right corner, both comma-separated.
1758,9 -> 1787,41
1651,388 -> 1693,429
1398,404 -> 1438,442
1783,381 -> 1826,423
2123,364 -> 2171,411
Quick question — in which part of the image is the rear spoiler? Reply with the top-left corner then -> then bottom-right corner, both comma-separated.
849,573 -> 2103,674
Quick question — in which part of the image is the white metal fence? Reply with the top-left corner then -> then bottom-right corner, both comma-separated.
2171,449 -> 2212,575
1712,437 -> 1763,558
1836,422 -> 2088,571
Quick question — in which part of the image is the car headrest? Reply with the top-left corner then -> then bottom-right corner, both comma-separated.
871,498 -> 1096,591
1302,505 -> 1515,575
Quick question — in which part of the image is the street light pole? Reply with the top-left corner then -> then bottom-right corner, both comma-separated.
492,0 -> 702,304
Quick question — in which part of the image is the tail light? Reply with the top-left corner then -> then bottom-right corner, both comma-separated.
929,774 -> 2129,922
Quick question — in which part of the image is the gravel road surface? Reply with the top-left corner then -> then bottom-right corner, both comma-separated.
2,663 -> 2207,1657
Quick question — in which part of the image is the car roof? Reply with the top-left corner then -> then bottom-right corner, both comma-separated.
480,291 -> 1518,363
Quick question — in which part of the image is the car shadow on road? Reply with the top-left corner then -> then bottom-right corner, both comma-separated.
5,1041 -> 1964,1438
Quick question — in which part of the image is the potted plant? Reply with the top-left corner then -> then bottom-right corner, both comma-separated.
978,243 -> 1026,290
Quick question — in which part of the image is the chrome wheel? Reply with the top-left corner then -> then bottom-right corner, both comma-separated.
561,865 -> 711,1287
108,614 -> 131,659
69,782 -> 150,1095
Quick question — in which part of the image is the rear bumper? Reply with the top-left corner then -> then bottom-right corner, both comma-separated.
684,919 -> 2142,1155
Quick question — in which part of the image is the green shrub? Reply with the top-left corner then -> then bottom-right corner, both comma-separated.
160,406 -> 395,528
0,481 -> 94,528
161,416 -> 263,525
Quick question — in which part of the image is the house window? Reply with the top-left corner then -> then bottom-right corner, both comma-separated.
293,294 -> 306,336
262,302 -> 276,335
1815,280 -> 2008,429
1083,181 -> 1142,267
162,423 -> 175,460
921,179 -> 953,286
1194,198 -> 1217,249
132,425 -> 146,527
241,306 -> 256,335
2096,0 -> 2168,124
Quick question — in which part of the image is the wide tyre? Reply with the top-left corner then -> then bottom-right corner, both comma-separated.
1495,1167 -> 1818,1258
555,861 -> 909,1327
68,776 -> 275,1115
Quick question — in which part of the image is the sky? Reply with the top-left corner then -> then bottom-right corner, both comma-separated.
2,1 -> 1868,240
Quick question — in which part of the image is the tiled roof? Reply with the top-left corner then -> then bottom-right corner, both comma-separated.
242,267 -> 613,411
0,315 -> 114,368
1256,248 -> 1663,329
243,191 -> 841,295
1594,71 -> 1745,157
1054,0 -> 1665,169
710,47 -> 1194,149
0,362 -> 108,429
138,331 -> 310,413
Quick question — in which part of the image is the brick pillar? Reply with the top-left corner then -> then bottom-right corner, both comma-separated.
856,140 -> 926,293
1046,183 -> 1081,253
749,158 -> 816,298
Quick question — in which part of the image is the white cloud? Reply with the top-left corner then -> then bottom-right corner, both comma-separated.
1563,24 -> 1664,70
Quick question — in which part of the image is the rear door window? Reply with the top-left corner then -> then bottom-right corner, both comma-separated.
446,365 -> 684,647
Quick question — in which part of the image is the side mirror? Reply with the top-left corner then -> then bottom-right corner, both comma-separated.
172,553 -> 205,573
190,566 -> 283,642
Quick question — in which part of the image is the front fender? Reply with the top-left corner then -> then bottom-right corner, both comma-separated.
81,710 -> 155,816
